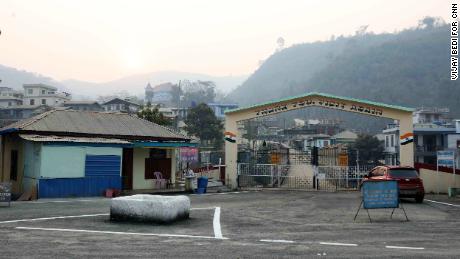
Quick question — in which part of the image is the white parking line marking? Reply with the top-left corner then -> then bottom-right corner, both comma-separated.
425,199 -> 460,207
190,207 -> 216,210
319,242 -> 358,247
191,191 -> 254,196
386,246 -> 425,250
0,207 -> 216,224
213,207 -> 224,239
0,214 -> 109,224
260,239 -> 295,244
15,227 -> 228,240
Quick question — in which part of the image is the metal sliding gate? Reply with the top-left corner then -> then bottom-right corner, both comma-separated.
237,163 -> 374,191
315,165 -> 374,191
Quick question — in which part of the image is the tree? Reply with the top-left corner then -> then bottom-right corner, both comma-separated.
276,37 -> 285,51
184,103 -> 223,149
181,80 -> 216,107
136,103 -> 170,126
352,134 -> 384,164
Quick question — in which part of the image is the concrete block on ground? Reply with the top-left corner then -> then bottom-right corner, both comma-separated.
110,194 -> 190,223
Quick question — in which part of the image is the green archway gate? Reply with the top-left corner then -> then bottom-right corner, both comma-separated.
224,92 -> 414,189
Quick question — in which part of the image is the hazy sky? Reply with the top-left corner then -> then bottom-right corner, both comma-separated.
0,0 -> 450,83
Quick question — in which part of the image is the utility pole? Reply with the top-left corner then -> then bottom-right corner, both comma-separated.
356,149 -> 360,171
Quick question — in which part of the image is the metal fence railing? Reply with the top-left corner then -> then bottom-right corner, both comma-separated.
237,163 -> 375,191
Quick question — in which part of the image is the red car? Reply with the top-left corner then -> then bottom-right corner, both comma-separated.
362,165 -> 425,203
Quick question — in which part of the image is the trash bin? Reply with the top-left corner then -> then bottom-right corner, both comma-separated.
197,176 -> 209,194
185,176 -> 196,192
448,187 -> 458,198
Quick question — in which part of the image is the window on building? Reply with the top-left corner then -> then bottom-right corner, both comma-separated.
41,90 -> 46,95
8,102 -> 12,106
27,89 -> 33,95
391,135 -> 395,147
10,150 -> 18,181
41,99 -> 46,105
30,99 -> 35,105
385,136 -> 390,148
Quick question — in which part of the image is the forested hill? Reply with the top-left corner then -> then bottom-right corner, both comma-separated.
228,20 -> 459,119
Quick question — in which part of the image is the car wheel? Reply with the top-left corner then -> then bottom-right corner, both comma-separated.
415,195 -> 424,203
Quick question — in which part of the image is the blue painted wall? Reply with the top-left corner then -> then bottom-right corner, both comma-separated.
38,176 -> 121,198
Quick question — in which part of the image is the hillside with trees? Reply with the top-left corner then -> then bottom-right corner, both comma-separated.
228,18 -> 457,131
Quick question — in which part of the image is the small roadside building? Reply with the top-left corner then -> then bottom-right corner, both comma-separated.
0,109 -> 195,198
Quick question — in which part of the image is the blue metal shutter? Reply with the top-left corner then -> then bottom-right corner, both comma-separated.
85,155 -> 121,177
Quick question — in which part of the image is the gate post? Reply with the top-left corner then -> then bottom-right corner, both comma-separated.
399,116 -> 414,167
225,117 -> 238,189
277,165 -> 280,188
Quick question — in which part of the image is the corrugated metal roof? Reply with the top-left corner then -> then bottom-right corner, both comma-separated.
64,101 -> 100,105
2,110 -> 189,140
20,134 -> 131,144
102,98 -> 140,106
225,92 -> 415,114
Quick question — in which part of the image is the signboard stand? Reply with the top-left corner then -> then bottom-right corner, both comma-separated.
390,203 -> 409,221
354,180 -> 408,222
353,200 -> 372,222
0,182 -> 12,207
437,150 -> 456,194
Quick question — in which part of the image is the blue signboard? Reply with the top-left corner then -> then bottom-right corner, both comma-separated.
437,150 -> 455,167
438,159 -> 454,167
362,180 -> 399,209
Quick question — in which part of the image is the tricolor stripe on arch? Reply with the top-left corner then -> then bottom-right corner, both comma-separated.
400,132 -> 414,145
224,131 -> 236,143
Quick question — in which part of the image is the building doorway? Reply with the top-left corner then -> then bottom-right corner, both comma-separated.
121,148 -> 133,190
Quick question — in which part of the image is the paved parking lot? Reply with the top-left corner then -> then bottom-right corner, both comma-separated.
1,190 -> 460,258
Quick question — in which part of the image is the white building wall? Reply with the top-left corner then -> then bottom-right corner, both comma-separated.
447,134 -> 460,149
0,99 -> 21,108
132,148 -> 151,189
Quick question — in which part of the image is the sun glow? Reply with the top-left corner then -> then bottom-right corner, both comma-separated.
120,46 -> 144,71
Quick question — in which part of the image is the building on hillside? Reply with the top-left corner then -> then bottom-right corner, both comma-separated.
23,84 -> 71,106
0,105 -> 52,127
102,98 -> 141,113
383,108 -> 460,166
0,109 -> 195,199
149,82 -> 176,107
207,103 -> 238,119
158,107 -> 189,121
413,107 -> 451,124
332,130 -> 358,145
0,87 -> 23,107
63,101 -> 103,111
